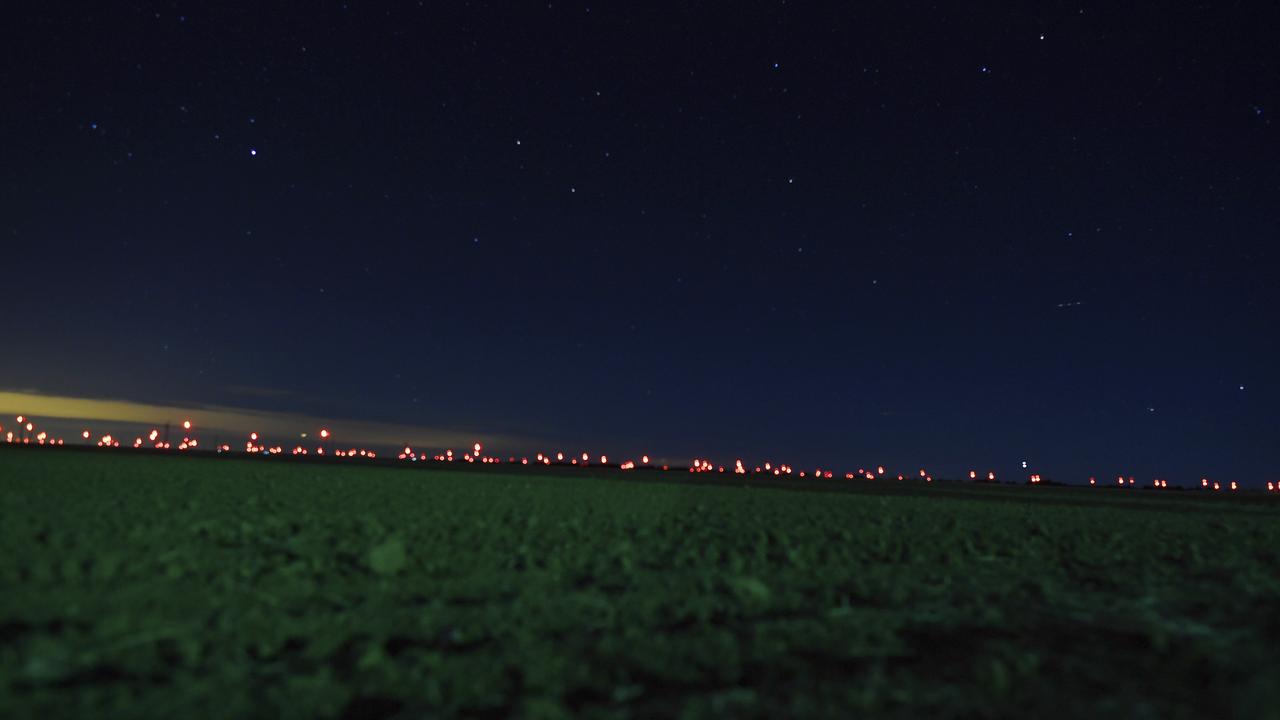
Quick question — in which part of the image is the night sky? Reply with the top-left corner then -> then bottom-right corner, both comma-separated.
3,2 -> 1277,484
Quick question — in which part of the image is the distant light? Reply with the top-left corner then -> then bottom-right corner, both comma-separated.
249,148 -> 257,156
182,420 -> 191,430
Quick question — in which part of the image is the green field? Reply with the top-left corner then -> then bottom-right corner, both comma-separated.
2,447 -> 1278,719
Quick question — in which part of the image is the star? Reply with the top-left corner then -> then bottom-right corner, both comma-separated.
249,148 -> 257,156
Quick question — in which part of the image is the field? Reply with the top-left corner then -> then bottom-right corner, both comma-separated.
2,447 -> 1279,719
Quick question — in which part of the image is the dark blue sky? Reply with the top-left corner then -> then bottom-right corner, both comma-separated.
2,2 -> 1276,483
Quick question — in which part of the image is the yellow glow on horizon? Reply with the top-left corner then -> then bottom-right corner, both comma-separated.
0,390 -> 532,450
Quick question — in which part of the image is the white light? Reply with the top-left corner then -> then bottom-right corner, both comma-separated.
249,149 -> 257,156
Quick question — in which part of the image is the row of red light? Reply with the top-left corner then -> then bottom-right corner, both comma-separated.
6,415 -> 1279,492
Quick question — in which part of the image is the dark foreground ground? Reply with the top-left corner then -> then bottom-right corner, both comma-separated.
2,447 -> 1278,719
